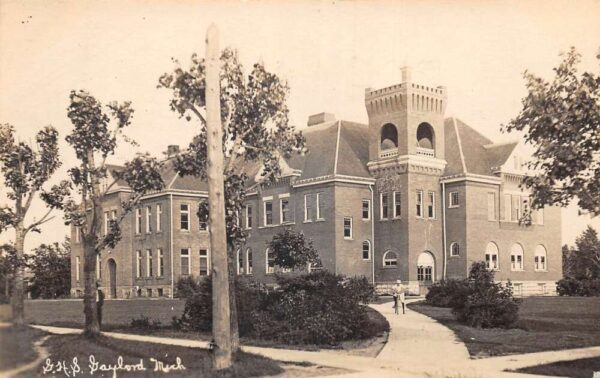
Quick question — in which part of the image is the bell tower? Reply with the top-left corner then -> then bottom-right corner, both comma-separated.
365,67 -> 447,164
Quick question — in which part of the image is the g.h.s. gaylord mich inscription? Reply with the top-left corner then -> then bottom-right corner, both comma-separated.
42,355 -> 186,377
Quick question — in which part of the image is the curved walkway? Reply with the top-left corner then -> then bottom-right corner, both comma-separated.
12,300 -> 598,377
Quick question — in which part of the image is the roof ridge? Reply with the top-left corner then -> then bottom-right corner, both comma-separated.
333,120 -> 342,175
483,140 -> 519,148
452,118 -> 468,174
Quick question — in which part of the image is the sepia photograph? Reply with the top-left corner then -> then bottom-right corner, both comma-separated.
1,1 -> 600,377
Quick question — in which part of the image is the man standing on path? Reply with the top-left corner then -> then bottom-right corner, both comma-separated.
395,280 -> 406,314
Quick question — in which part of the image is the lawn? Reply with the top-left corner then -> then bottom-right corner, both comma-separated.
1,298 -> 389,355
409,296 -> 600,358
515,357 -> 600,378
0,325 -> 47,371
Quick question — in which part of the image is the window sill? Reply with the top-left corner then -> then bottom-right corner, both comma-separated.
361,218 -> 371,222
510,269 -> 524,272
534,270 -> 548,272
383,265 -> 398,269
315,218 -> 326,223
379,218 -> 389,222
343,237 -> 353,241
281,221 -> 296,226
303,220 -> 312,224
180,230 -> 190,233
449,255 -> 460,258
448,205 -> 459,209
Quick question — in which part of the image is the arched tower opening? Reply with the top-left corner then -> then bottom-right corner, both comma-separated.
416,122 -> 435,156
380,123 -> 398,150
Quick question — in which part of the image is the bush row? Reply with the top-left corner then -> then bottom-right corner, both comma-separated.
173,271 -> 383,345
556,277 -> 600,296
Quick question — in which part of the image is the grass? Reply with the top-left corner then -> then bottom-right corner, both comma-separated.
409,296 -> 600,358
19,333 -> 284,377
0,325 -> 47,371
515,357 -> 600,378
2,298 -> 389,356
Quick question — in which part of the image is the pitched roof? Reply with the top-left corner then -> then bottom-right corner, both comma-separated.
288,120 -> 371,180
444,118 -> 517,177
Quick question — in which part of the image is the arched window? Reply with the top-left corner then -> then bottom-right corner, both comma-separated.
362,241 -> 371,260
450,242 -> 460,257
383,250 -> 397,267
236,249 -> 244,275
417,252 -> 435,282
535,245 -> 547,271
416,122 -> 434,150
485,242 -> 499,270
266,248 -> 275,274
380,123 -> 398,150
246,248 -> 253,275
510,243 -> 524,271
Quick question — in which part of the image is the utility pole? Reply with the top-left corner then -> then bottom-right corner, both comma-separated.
205,24 -> 232,369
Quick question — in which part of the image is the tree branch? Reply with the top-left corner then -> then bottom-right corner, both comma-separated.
25,208 -> 55,234
188,104 -> 207,125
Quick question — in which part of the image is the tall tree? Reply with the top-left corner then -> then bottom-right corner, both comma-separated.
28,240 -> 71,299
0,124 -> 67,325
158,43 -> 306,353
62,90 -> 164,336
566,226 -> 600,279
503,48 -> 600,215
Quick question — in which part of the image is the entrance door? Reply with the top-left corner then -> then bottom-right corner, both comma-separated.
417,251 -> 435,296
107,259 -> 117,299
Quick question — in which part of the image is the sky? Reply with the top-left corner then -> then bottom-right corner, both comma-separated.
1,0 -> 599,251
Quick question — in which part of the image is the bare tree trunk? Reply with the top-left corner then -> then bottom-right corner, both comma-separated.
11,225 -> 25,326
228,244 -> 239,351
82,241 -> 99,337
206,24 -> 232,370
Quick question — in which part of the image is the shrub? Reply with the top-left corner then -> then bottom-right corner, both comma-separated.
253,271 -> 377,345
174,276 -> 261,334
426,279 -> 470,307
451,262 -> 520,328
130,315 -> 161,330
175,276 -> 201,299
557,277 -> 600,296
174,270 -> 382,345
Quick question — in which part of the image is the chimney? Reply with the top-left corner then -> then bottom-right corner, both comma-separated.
401,66 -> 412,84
166,145 -> 180,157
307,112 -> 336,127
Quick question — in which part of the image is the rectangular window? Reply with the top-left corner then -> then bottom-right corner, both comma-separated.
157,249 -> 164,277
304,194 -> 313,221
156,204 -> 162,232
416,190 -> 424,218
146,249 -> 153,277
199,249 -> 209,276
393,192 -> 401,218
280,197 -> 291,223
147,288 -> 152,297
96,253 -> 101,279
103,211 -> 109,236
449,191 -> 459,208
316,192 -> 323,220
362,241 -> 370,260
362,200 -> 370,220
427,191 -> 435,219
180,204 -> 190,231
511,254 -> 523,271
264,200 -> 273,226
75,256 -> 80,281
487,192 -> 496,221
136,250 -> 142,278
237,250 -> 244,275
158,288 -> 164,297
135,208 -> 142,234
246,250 -> 253,275
417,266 -> 433,281
343,217 -> 352,239
245,205 -> 253,229
504,194 -> 512,221
380,193 -> 389,219
180,249 -> 190,275
485,253 -> 498,270
513,283 -> 523,296
266,249 -> 275,274
511,195 -> 521,222
146,206 -> 152,233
